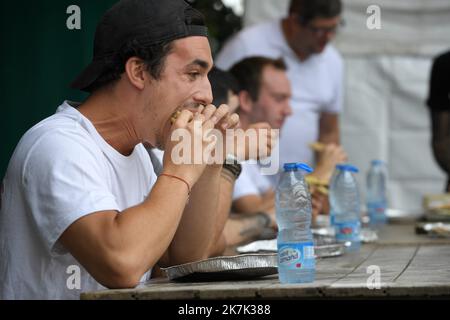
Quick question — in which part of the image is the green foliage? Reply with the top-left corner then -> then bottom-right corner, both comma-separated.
187,0 -> 242,56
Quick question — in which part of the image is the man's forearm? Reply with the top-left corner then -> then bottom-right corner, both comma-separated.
60,176 -> 191,288
234,190 -> 274,215
207,168 -> 236,257
318,131 -> 339,144
318,112 -> 340,144
168,165 -> 222,265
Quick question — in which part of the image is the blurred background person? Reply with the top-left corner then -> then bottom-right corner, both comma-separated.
207,66 -> 278,254
228,56 -> 346,232
208,66 -> 241,113
427,50 -> 450,192
216,0 -> 344,176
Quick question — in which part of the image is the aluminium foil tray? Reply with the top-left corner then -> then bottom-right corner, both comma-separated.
161,253 -> 278,282
236,238 -> 345,258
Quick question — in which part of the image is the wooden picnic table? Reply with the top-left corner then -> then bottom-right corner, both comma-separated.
81,223 -> 450,299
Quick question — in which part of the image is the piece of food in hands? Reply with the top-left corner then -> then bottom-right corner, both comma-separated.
170,110 -> 182,124
305,175 -> 329,195
170,105 -> 209,124
309,142 -> 326,152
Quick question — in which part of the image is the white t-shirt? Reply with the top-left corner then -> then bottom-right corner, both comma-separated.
233,162 -> 273,200
0,101 -> 157,300
216,20 -> 344,168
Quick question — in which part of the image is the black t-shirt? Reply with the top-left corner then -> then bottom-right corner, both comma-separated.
427,51 -> 450,112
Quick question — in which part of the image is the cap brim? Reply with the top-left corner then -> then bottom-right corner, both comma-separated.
70,59 -> 108,92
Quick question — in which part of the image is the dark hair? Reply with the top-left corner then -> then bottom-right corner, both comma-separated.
289,0 -> 342,25
208,66 -> 239,106
86,40 -> 174,93
87,6 -> 205,93
229,57 -> 287,102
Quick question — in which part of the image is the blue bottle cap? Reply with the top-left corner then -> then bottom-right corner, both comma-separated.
371,159 -> 385,166
336,163 -> 359,173
296,163 -> 313,173
283,163 -> 297,172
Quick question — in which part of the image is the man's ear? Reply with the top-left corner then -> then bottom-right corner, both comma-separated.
124,57 -> 147,90
238,90 -> 254,115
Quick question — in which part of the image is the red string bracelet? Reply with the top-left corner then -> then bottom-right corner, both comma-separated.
159,173 -> 191,196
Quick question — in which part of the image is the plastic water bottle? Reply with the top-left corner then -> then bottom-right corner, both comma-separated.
366,160 -> 388,227
329,164 -> 361,252
276,163 -> 315,284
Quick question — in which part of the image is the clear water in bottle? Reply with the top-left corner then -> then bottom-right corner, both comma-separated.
366,160 -> 388,227
276,163 -> 315,284
329,164 -> 361,252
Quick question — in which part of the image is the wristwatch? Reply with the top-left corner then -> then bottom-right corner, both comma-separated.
256,212 -> 272,228
222,154 -> 242,179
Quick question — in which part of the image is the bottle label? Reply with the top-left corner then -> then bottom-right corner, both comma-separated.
277,242 -> 315,270
368,202 -> 387,217
335,221 -> 361,242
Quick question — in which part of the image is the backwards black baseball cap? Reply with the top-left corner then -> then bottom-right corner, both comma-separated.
71,0 -> 208,92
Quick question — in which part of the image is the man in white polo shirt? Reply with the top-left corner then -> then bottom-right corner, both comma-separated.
216,0 -> 344,171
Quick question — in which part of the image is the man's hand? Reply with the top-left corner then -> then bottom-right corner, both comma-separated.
163,105 -> 238,185
214,104 -> 241,133
212,104 -> 240,164
312,143 -> 347,182
233,122 -> 278,161
310,189 -> 326,223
